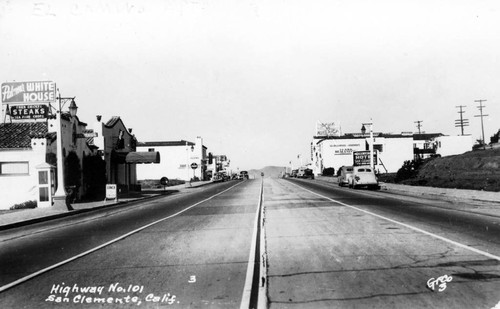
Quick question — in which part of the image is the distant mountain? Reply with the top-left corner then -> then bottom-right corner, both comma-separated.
247,166 -> 286,178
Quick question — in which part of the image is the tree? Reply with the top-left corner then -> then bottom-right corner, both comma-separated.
65,151 -> 81,191
322,167 -> 335,176
82,155 -> 107,200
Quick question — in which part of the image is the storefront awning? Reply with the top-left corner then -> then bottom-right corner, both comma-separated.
120,151 -> 160,164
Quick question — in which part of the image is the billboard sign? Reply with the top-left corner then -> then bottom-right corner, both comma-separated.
10,104 -> 49,119
353,151 -> 377,166
316,121 -> 340,137
1,81 -> 56,104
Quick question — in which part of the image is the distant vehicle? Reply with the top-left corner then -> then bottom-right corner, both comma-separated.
296,167 -> 309,178
212,172 -> 224,182
239,171 -> 249,180
291,169 -> 298,178
349,166 -> 380,189
338,166 -> 354,187
298,168 -> 314,179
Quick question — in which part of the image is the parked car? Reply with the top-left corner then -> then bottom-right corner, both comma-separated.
338,166 -> 354,187
348,166 -> 380,189
291,169 -> 298,178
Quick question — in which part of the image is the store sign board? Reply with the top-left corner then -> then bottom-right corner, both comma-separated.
334,148 -> 354,155
1,81 -> 56,103
10,104 -> 49,119
353,151 -> 377,166
105,184 -> 117,200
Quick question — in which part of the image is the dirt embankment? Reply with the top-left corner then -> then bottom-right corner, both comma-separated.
402,148 -> 500,192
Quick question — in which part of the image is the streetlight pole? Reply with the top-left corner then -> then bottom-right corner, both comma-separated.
52,92 -> 77,210
362,120 -> 374,169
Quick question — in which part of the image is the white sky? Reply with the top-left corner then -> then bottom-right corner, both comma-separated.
1,0 -> 499,170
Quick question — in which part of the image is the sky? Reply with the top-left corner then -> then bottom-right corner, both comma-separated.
1,0 -> 500,170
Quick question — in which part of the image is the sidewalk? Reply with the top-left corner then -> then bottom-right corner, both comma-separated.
0,181 -> 212,231
314,176 -> 500,216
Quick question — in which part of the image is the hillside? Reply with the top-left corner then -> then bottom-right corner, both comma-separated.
401,148 -> 500,192
248,166 -> 286,178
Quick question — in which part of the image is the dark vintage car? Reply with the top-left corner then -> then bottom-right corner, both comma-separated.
239,171 -> 249,180
299,168 -> 314,179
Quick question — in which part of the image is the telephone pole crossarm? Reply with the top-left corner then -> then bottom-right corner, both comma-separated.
474,99 -> 488,149
455,105 -> 469,136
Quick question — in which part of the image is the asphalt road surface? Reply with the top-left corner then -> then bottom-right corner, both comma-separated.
1,178 -> 499,309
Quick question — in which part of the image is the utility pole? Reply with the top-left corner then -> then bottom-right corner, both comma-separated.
474,99 -> 488,150
414,120 -> 423,134
455,105 -> 469,135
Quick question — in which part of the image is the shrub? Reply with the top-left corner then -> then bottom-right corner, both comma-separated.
65,151 -> 81,191
10,200 -> 37,210
395,158 -> 425,182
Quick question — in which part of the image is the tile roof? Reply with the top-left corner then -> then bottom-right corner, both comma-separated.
0,122 -> 48,149
105,116 -> 121,127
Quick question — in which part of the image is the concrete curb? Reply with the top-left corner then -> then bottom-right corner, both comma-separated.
0,181 -> 214,231
0,194 -> 162,231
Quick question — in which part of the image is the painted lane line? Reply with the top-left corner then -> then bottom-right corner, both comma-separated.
240,179 -> 265,309
290,182 -> 500,262
258,181 -> 269,309
0,182 -> 243,293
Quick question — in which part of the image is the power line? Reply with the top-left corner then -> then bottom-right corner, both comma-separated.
474,99 -> 488,150
455,105 -> 469,136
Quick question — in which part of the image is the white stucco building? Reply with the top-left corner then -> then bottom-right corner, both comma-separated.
312,133 -> 414,175
0,84 -> 159,210
312,129 -> 475,176
0,110 -> 93,209
136,136 -> 207,181
434,135 -> 474,157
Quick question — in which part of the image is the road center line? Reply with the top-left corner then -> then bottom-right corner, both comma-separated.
240,179 -> 266,309
289,181 -> 500,262
0,182 -> 243,293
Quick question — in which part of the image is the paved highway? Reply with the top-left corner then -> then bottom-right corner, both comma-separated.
0,177 -> 499,308
266,178 -> 500,309
0,180 -> 262,308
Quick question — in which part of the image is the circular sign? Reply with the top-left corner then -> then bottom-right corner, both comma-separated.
160,177 -> 169,186
190,163 -> 198,169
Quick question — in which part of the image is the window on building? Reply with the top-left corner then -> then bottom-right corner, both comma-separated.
39,187 -> 49,202
0,162 -> 29,175
148,148 -> 155,152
